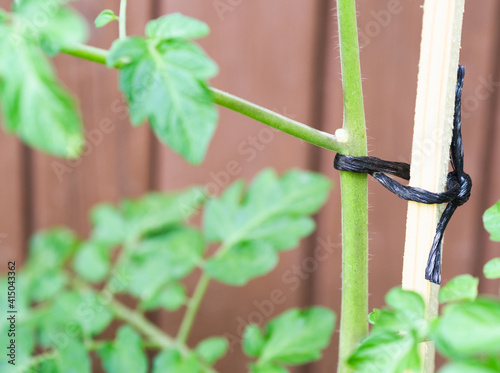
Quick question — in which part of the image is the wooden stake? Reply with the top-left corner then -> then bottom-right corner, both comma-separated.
402,0 -> 465,371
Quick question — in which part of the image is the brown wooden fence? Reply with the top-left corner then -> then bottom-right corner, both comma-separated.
1,0 -> 500,371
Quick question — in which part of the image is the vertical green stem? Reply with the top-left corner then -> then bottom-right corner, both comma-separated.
119,0 -> 128,39
336,0 -> 368,372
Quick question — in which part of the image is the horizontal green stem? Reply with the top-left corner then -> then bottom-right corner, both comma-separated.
60,43 -> 346,153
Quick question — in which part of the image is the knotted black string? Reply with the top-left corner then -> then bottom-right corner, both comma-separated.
334,65 -> 471,285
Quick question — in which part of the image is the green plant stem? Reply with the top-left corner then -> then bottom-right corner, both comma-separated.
176,273 -> 211,344
119,0 -> 128,38
108,297 -> 179,350
59,43 -> 346,154
336,0 -> 368,372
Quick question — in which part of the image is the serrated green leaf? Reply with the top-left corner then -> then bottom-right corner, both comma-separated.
431,298 -> 500,359
121,187 -> 206,240
245,307 -> 335,366
99,326 -> 148,373
243,324 -> 266,358
439,274 -> 478,303
73,241 -> 112,283
0,34 -> 84,157
139,283 -> 186,311
195,337 -> 228,365
483,201 -> 500,242
146,13 -> 210,41
153,349 -> 202,373
95,9 -> 118,28
205,241 -> 277,285
107,34 -> 218,164
348,288 -> 426,373
484,258 -> 500,279
249,363 -> 289,373
124,228 -> 204,299
204,169 -> 331,250
57,338 -> 91,373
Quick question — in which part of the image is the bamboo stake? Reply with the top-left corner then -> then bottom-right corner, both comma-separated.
402,0 -> 465,371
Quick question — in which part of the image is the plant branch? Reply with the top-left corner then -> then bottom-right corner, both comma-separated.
176,273 -> 211,344
59,43 -> 346,153
119,0 -> 128,39
336,0 -> 368,372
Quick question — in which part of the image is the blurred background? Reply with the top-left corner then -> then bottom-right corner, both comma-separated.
1,0 -> 500,371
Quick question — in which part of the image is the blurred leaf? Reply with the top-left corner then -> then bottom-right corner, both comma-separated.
0,34 -> 84,157
29,270 -> 68,302
204,169 -> 331,249
146,13 -> 210,40
99,326 -> 148,373
152,349 -> 203,373
243,324 -> 266,358
439,360 -> 500,373
368,308 -> 381,325
195,337 -> 228,365
439,274 -> 478,303
348,288 -> 426,373
249,363 -> 289,373
431,297 -> 500,359
121,187 -> 206,240
73,241 -> 112,283
243,307 -> 335,366
123,228 -> 204,299
483,258 -> 500,279
483,200 -> 500,242
139,283 -> 186,311
90,204 -> 126,248
13,0 -> 88,55
27,229 -> 79,273
205,241 -> 277,285
107,20 -> 218,164
57,338 -> 91,373
95,9 -> 118,28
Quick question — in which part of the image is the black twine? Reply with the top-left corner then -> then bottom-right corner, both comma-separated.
333,65 -> 471,285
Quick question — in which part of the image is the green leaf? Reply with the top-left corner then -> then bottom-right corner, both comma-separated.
244,307 -> 335,366
368,308 -> 381,324
348,288 -> 426,373
483,258 -> 500,279
348,332 -> 420,373
29,270 -> 68,302
146,13 -> 210,40
243,324 -> 266,358
139,283 -> 186,311
195,337 -> 228,365
439,274 -> 479,303
204,169 -> 331,249
483,200 -> 500,241
249,363 -> 289,373
107,33 -> 218,164
440,361 -> 500,373
27,229 -> 79,273
57,338 -> 91,373
13,0 -> 88,55
90,204 -> 126,247
73,241 -> 112,283
153,349 -> 203,373
95,9 -> 118,28
0,33 -> 84,157
124,228 -> 204,299
205,241 -> 277,285
431,297 -> 500,359
99,326 -> 148,373
121,187 -> 206,240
